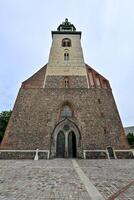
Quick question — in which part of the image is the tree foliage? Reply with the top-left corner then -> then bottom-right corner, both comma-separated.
127,132 -> 134,147
0,111 -> 12,143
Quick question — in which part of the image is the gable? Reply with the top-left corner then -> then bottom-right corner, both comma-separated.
22,65 -> 47,89
86,64 -> 111,90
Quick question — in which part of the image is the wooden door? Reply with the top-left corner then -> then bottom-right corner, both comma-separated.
56,131 -> 65,158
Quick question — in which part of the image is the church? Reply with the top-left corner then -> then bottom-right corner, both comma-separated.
1,19 -> 130,159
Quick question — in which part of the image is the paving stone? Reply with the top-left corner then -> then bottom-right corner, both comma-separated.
0,159 -> 88,200
0,159 -> 134,200
78,159 -> 134,199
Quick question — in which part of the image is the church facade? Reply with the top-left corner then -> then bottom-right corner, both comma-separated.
1,19 -> 130,158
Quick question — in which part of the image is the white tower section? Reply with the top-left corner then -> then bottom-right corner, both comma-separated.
44,19 -> 89,88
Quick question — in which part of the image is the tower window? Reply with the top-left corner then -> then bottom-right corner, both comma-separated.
62,38 -> 71,47
61,105 -> 72,117
64,53 -> 69,61
64,77 -> 69,88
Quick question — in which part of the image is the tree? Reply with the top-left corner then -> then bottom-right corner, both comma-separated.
0,111 -> 12,143
127,133 -> 134,148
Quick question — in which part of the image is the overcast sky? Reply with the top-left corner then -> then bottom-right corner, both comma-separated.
0,0 -> 134,126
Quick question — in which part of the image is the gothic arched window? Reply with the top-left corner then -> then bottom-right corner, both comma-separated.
64,52 -> 69,61
64,77 -> 69,88
61,105 -> 72,117
62,38 -> 71,47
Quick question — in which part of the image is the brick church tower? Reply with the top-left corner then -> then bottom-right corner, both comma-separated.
1,19 -> 130,158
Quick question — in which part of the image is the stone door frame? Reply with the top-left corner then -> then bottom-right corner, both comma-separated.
51,118 -> 81,158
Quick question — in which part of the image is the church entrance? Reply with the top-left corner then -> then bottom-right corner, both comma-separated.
56,130 -> 77,158
54,119 -> 80,158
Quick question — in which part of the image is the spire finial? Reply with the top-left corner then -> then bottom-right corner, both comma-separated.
57,19 -> 76,31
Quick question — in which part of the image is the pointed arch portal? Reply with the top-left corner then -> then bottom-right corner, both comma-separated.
53,119 -> 80,158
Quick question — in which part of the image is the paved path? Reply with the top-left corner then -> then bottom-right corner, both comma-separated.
0,159 -> 134,200
78,160 -> 134,200
72,160 -> 104,200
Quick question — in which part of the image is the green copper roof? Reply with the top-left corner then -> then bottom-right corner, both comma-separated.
57,18 -> 76,31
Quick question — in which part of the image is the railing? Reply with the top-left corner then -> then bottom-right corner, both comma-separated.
114,149 -> 134,158
0,149 -> 50,160
83,150 -> 109,159
34,149 -> 50,160
83,149 -> 134,159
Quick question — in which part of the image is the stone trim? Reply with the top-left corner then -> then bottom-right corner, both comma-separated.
51,118 -> 81,158
51,31 -> 81,38
72,159 -> 105,200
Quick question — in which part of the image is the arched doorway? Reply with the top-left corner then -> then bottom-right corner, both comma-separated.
56,131 -> 65,158
52,119 -> 81,158
68,131 -> 76,158
107,147 -> 115,159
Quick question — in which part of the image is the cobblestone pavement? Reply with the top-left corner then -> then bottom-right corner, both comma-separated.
0,159 -> 134,200
78,160 -> 134,200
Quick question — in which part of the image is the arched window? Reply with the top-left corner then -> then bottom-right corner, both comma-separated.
107,147 -> 115,159
61,105 -> 72,117
64,77 -> 69,88
62,38 -> 71,47
64,52 -> 69,61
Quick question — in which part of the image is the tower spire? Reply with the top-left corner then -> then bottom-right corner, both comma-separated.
57,18 -> 76,31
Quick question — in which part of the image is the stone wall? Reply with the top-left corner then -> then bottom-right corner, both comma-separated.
48,34 -> 84,67
0,152 -> 35,159
0,151 -> 48,159
115,151 -> 134,159
22,65 -> 47,89
86,152 -> 107,159
1,87 -> 129,154
45,75 -> 88,88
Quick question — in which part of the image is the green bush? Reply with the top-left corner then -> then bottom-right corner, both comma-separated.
127,132 -> 134,147
0,111 -> 12,143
